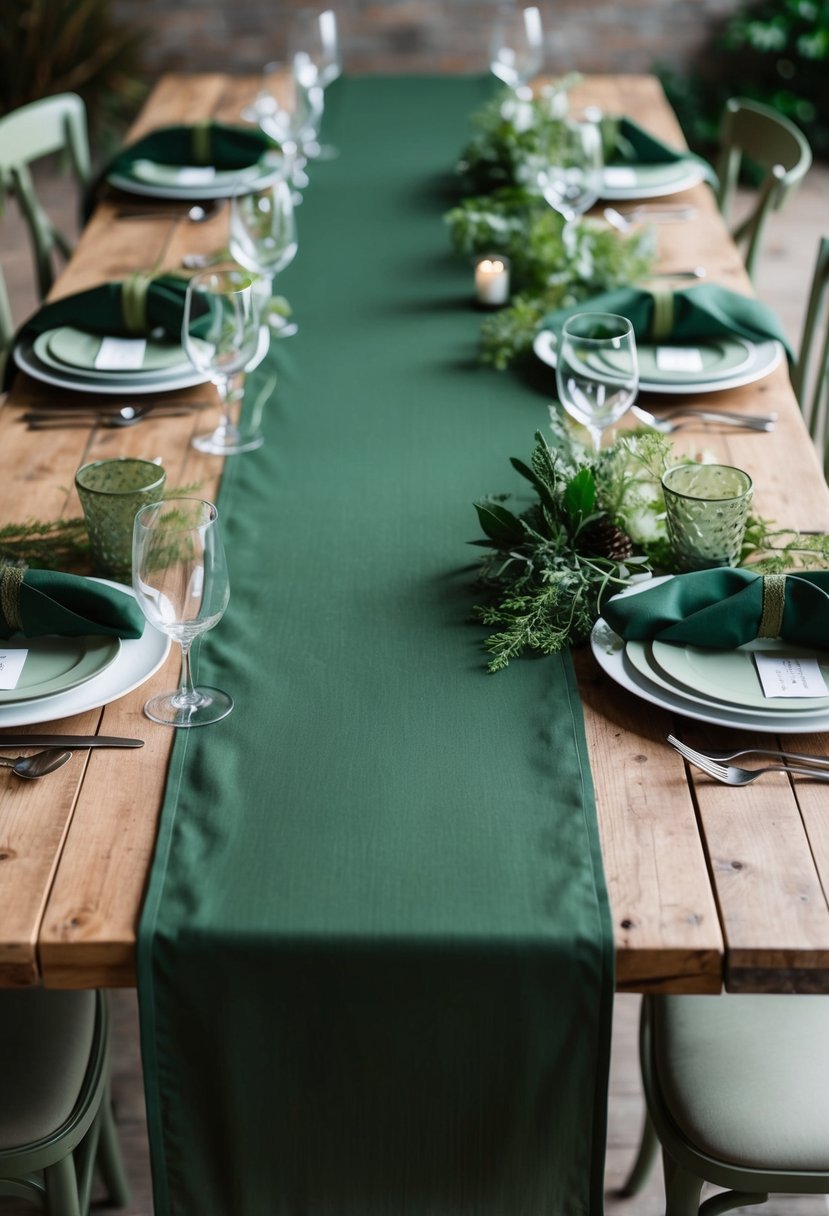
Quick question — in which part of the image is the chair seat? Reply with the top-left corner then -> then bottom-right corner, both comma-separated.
0,989 -> 95,1149
654,993 -> 829,1172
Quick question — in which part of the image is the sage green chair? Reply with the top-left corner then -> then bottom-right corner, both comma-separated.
715,97 -> 812,281
0,988 -> 129,1215
0,93 -> 91,300
622,992 -> 829,1215
792,235 -> 829,473
0,264 -> 13,385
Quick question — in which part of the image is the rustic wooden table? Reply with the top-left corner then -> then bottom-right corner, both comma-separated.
2,74 -> 828,994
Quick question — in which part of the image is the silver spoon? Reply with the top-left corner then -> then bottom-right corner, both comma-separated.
0,749 -> 73,779
114,202 -> 219,222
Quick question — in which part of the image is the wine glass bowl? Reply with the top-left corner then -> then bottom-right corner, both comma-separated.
182,267 -> 263,454
290,8 -> 342,89
555,312 -> 639,451
229,178 -> 299,337
489,4 -> 543,95
537,116 -> 603,223
132,497 -> 233,728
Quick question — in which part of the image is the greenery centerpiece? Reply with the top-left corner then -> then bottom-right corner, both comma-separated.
445,86 -> 656,368
473,419 -> 829,671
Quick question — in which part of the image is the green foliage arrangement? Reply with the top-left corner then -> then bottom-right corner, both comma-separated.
472,418 -> 829,670
663,0 -> 829,158
1,0 -> 148,148
446,88 -> 655,369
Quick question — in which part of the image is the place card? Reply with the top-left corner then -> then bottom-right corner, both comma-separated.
0,649 -> 28,690
603,167 -> 638,188
95,337 -> 148,371
175,166 -> 217,186
754,652 -> 829,699
655,346 -> 704,373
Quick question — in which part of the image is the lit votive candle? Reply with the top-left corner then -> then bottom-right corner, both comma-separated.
474,256 -> 511,307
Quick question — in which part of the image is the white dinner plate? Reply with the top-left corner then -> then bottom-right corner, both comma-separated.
591,578 -> 829,733
107,153 -> 284,201
13,335 -> 209,396
533,329 -> 784,396
0,582 -> 170,728
600,159 -> 707,201
627,639 -> 829,715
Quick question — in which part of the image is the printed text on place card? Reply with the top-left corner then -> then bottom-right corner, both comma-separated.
754,652 -> 829,699
656,347 -> 704,373
0,650 -> 29,690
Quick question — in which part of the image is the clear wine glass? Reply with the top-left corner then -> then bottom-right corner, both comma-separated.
489,4 -> 543,98
182,267 -> 263,455
290,8 -> 342,89
132,497 -> 233,728
555,312 -> 639,451
537,115 -> 604,224
229,178 -> 299,337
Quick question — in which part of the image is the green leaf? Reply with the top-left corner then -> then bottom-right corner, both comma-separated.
509,456 -> 558,514
474,500 -> 523,547
563,467 -> 597,521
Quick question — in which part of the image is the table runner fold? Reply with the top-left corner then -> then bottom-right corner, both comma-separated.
138,75 -> 614,1216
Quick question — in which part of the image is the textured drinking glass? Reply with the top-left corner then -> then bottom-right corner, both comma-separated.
662,463 -> 753,571
75,458 -> 166,582
132,497 -> 232,727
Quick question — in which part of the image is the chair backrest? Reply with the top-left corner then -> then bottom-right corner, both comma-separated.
0,93 -> 91,300
715,97 -> 812,281
792,235 -> 829,474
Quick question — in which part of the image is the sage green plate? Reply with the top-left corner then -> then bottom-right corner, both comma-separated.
648,637 -> 829,711
0,635 -> 121,704
40,327 -> 191,375
594,336 -> 754,384
601,158 -> 706,200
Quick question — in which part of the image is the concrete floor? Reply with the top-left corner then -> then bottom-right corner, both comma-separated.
1,141 -> 828,1216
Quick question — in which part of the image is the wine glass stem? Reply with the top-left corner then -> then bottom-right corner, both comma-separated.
173,639 -> 200,709
587,426 -> 603,453
215,375 -> 241,440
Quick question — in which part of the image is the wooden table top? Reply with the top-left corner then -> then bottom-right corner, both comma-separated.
2,73 -> 828,994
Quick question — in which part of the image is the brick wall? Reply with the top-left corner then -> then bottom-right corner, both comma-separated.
114,0 -> 743,78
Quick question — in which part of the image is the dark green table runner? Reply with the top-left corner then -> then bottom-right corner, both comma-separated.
137,76 -> 614,1216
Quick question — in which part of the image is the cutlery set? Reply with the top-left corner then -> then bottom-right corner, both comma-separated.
21,400 -> 212,430
668,734 -> 829,786
0,736 -> 143,780
631,405 -> 777,434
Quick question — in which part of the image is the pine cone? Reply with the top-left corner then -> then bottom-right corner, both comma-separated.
579,517 -> 635,562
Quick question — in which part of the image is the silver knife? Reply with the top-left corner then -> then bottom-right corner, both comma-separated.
0,735 -> 144,749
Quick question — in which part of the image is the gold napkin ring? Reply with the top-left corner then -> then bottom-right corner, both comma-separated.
0,564 -> 26,633
649,288 -> 675,342
121,272 -> 153,335
192,120 -> 212,166
758,573 -> 786,638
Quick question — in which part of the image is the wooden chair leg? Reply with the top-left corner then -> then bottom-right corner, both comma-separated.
619,1108 -> 659,1196
96,1094 -> 130,1207
43,1153 -> 82,1216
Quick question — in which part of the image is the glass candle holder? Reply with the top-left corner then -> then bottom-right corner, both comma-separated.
75,458 -> 167,582
662,463 -> 753,572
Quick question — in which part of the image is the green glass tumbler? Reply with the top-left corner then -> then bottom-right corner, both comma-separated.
75,458 -> 167,582
662,463 -> 753,572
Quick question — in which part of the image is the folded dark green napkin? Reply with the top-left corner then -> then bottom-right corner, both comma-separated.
605,116 -> 718,188
604,569 -> 829,650
541,283 -> 794,360
0,566 -> 144,639
106,122 -> 277,177
17,273 -> 189,346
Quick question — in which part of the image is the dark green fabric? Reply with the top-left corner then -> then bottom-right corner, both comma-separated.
138,76 -> 614,1216
17,274 -> 188,343
604,568 -> 829,649
1,570 -> 144,638
541,283 -> 794,359
610,116 -> 718,188
106,122 -> 276,175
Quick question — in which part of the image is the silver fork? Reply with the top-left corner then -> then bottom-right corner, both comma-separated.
631,405 -> 776,434
668,735 -> 829,786
668,734 -> 829,768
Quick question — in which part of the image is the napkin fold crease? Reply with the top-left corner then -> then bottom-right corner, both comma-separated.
0,566 -> 144,639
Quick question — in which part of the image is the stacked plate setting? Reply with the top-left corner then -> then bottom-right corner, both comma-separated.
15,326 -> 209,396
591,577 -> 829,734
0,582 -> 169,728
107,151 -> 284,201
600,159 -> 706,201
